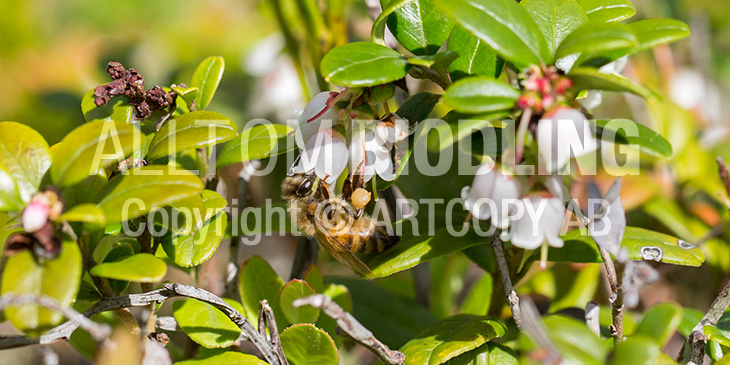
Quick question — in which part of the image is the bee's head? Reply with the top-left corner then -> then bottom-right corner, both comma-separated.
282,173 -> 317,200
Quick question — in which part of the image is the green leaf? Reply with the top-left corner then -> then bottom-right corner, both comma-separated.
434,0 -> 550,68
332,278 -> 435,348
550,264 -> 601,312
558,227 -> 705,266
372,0 -> 417,46
147,111 -> 237,161
610,335 -> 661,365
201,190 -> 227,221
280,279 -> 320,324
238,256 -> 286,329
634,303 -> 683,347
80,88 -> 135,124
629,18 -> 691,54
569,67 -> 657,99
408,51 -> 460,70
280,324 -> 339,365
173,298 -> 244,348
59,203 -> 106,226
522,0 -> 589,56
302,265 -> 324,294
705,325 -> 730,348
216,124 -> 294,170
576,0 -> 635,23
177,352 -> 267,365
160,212 -> 227,267
94,165 -> 204,223
445,343 -> 518,365
542,315 -> 608,363
151,195 -> 206,236
400,314 -> 506,365
426,110 -> 508,153
171,86 -> 200,106
364,225 -> 490,279
443,77 -> 519,114
380,0 -> 454,55
447,26 -> 504,82
1,241 -> 82,331
51,121 -> 141,188
555,22 -> 638,61
89,253 -> 167,283
0,122 -> 51,211
460,274 -> 492,315
594,119 -> 673,158
191,56 -> 225,110
320,42 -> 409,87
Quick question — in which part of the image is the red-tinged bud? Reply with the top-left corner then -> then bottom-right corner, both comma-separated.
516,92 -> 543,112
555,77 -> 574,95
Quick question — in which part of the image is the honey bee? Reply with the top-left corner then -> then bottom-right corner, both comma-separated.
281,173 -> 399,275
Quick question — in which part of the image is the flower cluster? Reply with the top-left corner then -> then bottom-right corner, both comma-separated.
516,65 -> 574,114
290,91 -> 412,184
461,163 -> 566,251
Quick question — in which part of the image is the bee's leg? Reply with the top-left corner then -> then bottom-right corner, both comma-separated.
354,208 -> 364,220
287,153 -> 302,176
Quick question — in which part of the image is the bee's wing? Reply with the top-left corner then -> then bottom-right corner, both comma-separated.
311,214 -> 373,277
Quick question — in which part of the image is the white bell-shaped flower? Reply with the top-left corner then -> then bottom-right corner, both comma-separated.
507,194 -> 566,250
295,91 -> 340,149
295,128 -> 348,184
461,163 -> 522,229
536,108 -> 598,174
349,126 -> 396,182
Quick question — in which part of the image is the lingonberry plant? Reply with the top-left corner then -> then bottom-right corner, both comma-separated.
2,0 -> 728,364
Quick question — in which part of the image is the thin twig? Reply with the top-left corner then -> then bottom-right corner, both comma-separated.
490,234 -> 522,329
598,247 -> 623,344
260,300 -> 289,365
0,294 -> 112,345
0,283 -> 280,365
294,294 -> 405,365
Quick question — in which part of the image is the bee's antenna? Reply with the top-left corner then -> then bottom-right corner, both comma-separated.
287,153 -> 302,176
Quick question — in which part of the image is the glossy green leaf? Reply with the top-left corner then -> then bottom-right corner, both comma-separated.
610,335 -> 661,365
556,22 -> 638,61
173,298 -> 244,348
576,0 -> 635,23
216,124 -> 294,169
280,279 -> 320,324
320,42 -> 409,87
280,324 -> 339,365
426,110 -> 508,153
51,120 -> 141,187
550,264 -> 601,312
0,122 -> 51,211
522,0 -> 589,56
372,0 -> 416,45
380,0 -> 454,55
332,278 -> 435,348
151,195 -> 206,236
160,212 -> 227,267
542,315 -> 608,363
460,274 -> 492,316
400,314 -> 505,365
435,0 -> 550,68
177,351 -> 267,365
94,165 -> 203,223
706,325 -> 730,348
80,88 -> 135,124
100,243 -> 134,294
444,343 -> 518,365
90,253 -> 166,283
447,26 -> 503,82
171,86 -> 200,106
408,51 -> 459,70
629,18 -> 691,54
191,56 -> 225,110
634,303 -> 683,347
147,111 -> 237,161
569,67 -> 657,99
238,256 -> 286,329
59,203 -> 106,226
558,227 -> 705,266
594,119 -> 673,157
201,190 -> 227,221
363,225 -> 489,279
443,77 -> 519,114
1,241 -> 82,331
